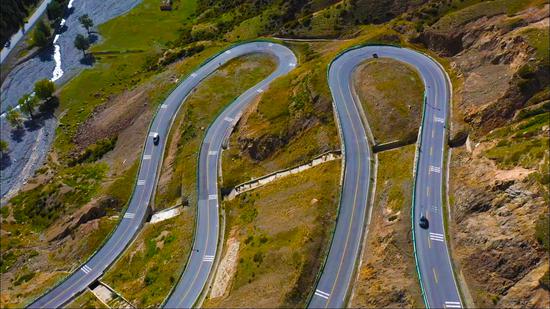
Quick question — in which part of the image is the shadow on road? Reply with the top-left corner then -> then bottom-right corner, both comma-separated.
0,152 -> 12,170
10,126 -> 26,142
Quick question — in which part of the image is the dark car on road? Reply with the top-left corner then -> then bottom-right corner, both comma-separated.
419,215 -> 429,229
153,133 -> 160,145
373,53 -> 378,58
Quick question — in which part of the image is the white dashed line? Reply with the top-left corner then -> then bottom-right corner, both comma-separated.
314,289 -> 330,300
203,255 -> 214,262
444,301 -> 462,308
430,232 -> 445,242
81,265 -> 92,274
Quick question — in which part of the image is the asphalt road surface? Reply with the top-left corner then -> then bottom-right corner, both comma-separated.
309,46 -> 462,309
28,41 -> 296,308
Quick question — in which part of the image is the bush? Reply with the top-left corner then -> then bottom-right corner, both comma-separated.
70,137 -> 117,166
535,214 -> 549,251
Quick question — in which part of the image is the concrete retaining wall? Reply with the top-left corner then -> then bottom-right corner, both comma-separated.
226,150 -> 341,200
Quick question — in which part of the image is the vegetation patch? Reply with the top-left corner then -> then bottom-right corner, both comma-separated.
205,160 -> 340,308
102,210 -> 195,308
155,54 -> 276,209
351,145 -> 422,307
66,290 -> 108,309
353,58 -> 424,144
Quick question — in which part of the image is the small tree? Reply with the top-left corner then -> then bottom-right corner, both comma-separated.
34,79 -> 55,100
33,20 -> 52,47
6,106 -> 23,128
78,14 -> 94,34
47,1 -> 64,21
0,140 -> 8,155
19,94 -> 39,120
74,34 -> 90,57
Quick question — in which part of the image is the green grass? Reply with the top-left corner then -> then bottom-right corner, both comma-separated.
155,54 -> 277,209
102,209 -> 195,308
66,290 -> 108,309
95,0 -> 198,51
431,0 -> 544,32
221,45 -> 339,188
205,160 -> 340,307
376,146 -> 416,212
9,163 -> 108,231
521,27 -> 550,64
353,58 -> 424,144
484,112 -> 550,169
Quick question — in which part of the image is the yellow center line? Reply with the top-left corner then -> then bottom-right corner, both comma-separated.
324,66 -> 363,308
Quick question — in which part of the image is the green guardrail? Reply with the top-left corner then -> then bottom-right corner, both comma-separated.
27,38 -> 288,308
159,39 -> 295,308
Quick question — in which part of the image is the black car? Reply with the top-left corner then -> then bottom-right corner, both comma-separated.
419,215 -> 429,229
153,133 -> 160,145
373,53 -> 378,58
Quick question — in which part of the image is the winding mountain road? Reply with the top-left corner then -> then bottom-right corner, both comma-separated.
309,45 -> 462,309
28,41 -> 296,308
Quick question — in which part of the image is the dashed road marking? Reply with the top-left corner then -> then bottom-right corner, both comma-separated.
429,165 -> 441,173
124,212 -> 135,219
444,301 -> 462,308
430,232 -> 445,242
427,186 -> 430,197
433,267 -> 439,284
430,146 -> 433,156
143,155 -> 152,160
203,255 -> 214,262
314,289 -> 330,300
81,265 -> 92,274
137,180 -> 146,186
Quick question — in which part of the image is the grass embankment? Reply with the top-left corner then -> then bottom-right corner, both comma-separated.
154,54 -> 277,209
102,211 -> 195,307
100,54 -> 276,307
65,290 -> 107,309
1,0 -> 234,306
221,41 -> 346,189
353,58 -> 424,144
350,57 -> 423,307
205,160 -> 341,307
351,146 -> 423,308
